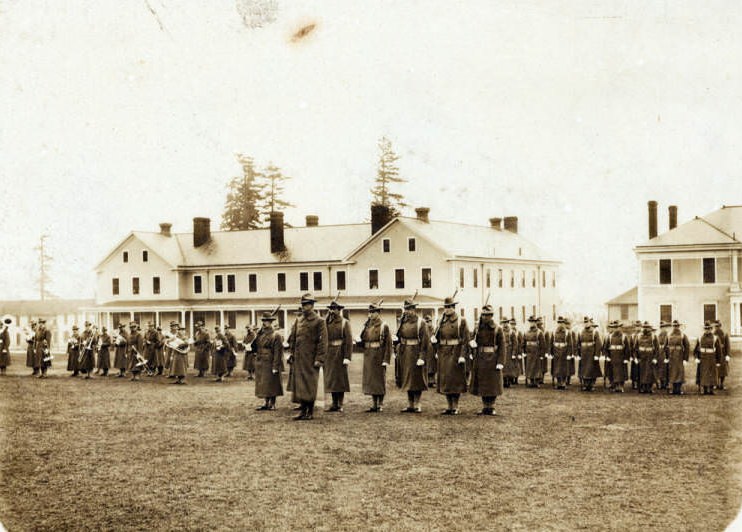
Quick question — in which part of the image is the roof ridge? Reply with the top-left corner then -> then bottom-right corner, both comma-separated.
165,222 -> 370,235
696,216 -> 739,242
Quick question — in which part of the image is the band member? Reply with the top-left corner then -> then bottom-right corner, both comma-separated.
67,325 -> 82,377
96,326 -> 112,376
163,321 -> 176,375
169,325 -> 190,385
192,321 -> 210,378
212,325 -> 228,382
78,322 -> 97,379
126,322 -> 145,381
666,320 -> 690,395
288,293 -> 327,421
550,317 -> 572,390
470,305 -> 505,415
357,300 -> 392,412
635,322 -> 659,394
33,319 -> 53,378
434,296 -> 470,415
424,315 -> 437,388
605,321 -> 631,392
252,312 -> 284,411
142,322 -> 158,376
26,320 -> 37,375
324,300 -> 352,412
224,324 -> 238,378
243,323 -> 259,381
396,298 -> 431,413
695,321 -> 722,395
523,316 -> 546,388
714,320 -> 731,390
0,317 -> 11,375
656,321 -> 670,389
113,323 -> 128,378
154,326 -> 165,375
577,319 -> 602,391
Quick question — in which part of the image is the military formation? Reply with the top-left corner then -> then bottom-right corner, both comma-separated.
3,296 -> 733,419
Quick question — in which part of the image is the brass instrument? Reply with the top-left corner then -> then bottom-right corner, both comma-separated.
132,346 -> 154,376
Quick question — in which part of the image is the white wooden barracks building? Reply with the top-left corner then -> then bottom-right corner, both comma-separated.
86,207 -> 561,336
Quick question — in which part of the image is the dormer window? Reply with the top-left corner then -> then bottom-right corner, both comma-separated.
408,238 -> 416,252
142,250 -> 148,262
382,239 -> 391,253
123,251 -> 129,263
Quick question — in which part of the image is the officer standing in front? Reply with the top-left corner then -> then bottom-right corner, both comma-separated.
289,293 -> 327,421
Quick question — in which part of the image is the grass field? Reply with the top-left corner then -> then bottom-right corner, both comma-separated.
1,351 -> 741,531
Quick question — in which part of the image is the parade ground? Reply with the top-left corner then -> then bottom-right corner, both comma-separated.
1,352 -> 741,531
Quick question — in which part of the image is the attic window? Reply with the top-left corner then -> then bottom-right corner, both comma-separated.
518,247 -> 522,256
383,239 -> 391,253
408,238 -> 416,252
123,251 -> 129,263
142,250 -> 148,263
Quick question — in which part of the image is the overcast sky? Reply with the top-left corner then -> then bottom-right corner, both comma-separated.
1,0 -> 742,315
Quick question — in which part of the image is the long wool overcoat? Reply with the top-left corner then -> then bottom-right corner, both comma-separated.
469,319 -> 505,397
324,314 -> 352,393
360,316 -> 392,396
289,310 -> 327,403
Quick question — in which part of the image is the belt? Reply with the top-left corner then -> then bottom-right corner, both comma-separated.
329,340 -> 343,346
526,341 -> 538,346
582,342 -> 594,346
609,345 -> 624,350
553,342 -> 567,348
364,341 -> 381,348
400,338 -> 419,346
700,348 -> 716,353
639,347 -> 653,352
440,339 -> 459,346
480,346 -> 496,353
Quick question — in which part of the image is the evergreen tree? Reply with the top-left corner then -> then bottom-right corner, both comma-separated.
221,154 -> 266,231
260,163 -> 295,216
370,136 -> 407,216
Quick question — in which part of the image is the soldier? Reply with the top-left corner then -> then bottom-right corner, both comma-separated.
714,320 -> 731,390
635,322 -> 659,394
510,318 -> 524,384
252,312 -> 284,411
396,298 -> 431,413
656,321 -> 670,390
143,322 -> 159,376
536,317 -> 549,385
67,325 -> 82,377
550,317 -> 572,390
523,316 -> 546,388
565,318 -> 577,386
78,322 -> 97,379
501,318 -> 516,387
577,319 -> 602,391
469,305 -> 505,415
192,321 -> 210,378
243,323 -> 258,381
113,323 -> 128,378
357,300 -> 392,412
666,320 -> 690,395
605,320 -> 631,392
153,325 -> 165,375
0,317 -> 11,375
126,322 -> 145,381
169,324 -> 190,385
33,318 -> 53,379
212,325 -> 228,382
284,307 -> 302,409
324,300 -> 352,412
26,320 -> 37,375
424,315 -> 437,388
288,293 -> 327,421
695,321 -> 722,395
630,319 -> 642,390
224,324 -> 238,378
96,326 -> 111,377
434,296 -> 470,415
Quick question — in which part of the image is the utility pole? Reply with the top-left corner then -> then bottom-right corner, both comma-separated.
35,234 -> 52,301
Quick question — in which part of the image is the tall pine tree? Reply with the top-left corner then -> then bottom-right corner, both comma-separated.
221,154 -> 266,231
370,136 -> 407,216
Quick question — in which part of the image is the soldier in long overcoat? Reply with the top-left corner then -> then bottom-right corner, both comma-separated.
78,322 -> 98,378
695,321 -> 722,395
550,317 -> 573,390
243,321 -> 257,381
168,325 -> 190,385
537,317 -> 549,384
629,320 -> 642,390
0,318 -> 11,375
323,301 -> 353,412
252,312 -> 284,410
289,293 -> 328,421
96,326 -> 112,376
26,321 -> 37,375
126,322 -> 145,381
435,297 -> 470,415
469,305 -> 505,415
635,322 -> 660,393
714,320 -> 731,390
143,322 -> 159,375
523,317 -> 546,387
224,324 -> 238,378
67,325 -> 82,377
396,298 -> 431,413
284,308 -> 301,394
424,315 -> 437,388
502,319 -> 517,387
666,320 -> 690,395
357,300 -> 392,412
510,318 -> 525,382
605,321 -> 631,392
656,321 -> 670,390
113,323 -> 128,377
192,321 -> 210,378
212,325 -> 228,382
33,319 -> 52,378
565,318 -> 577,386
154,326 -> 165,375
577,320 -> 602,391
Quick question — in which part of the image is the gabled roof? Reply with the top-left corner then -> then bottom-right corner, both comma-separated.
345,217 -> 557,262
605,286 -> 637,306
637,205 -> 742,249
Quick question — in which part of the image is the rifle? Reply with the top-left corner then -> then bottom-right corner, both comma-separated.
79,328 -> 97,365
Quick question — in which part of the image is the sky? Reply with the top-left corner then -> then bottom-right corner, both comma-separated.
1,0 -> 742,316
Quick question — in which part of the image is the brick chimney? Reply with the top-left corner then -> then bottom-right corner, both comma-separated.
371,204 -> 393,235
270,212 -> 285,253
415,207 -> 430,223
489,217 -> 502,230
668,205 -> 677,230
503,216 -> 518,233
648,200 -> 658,239
193,218 -> 210,247
305,215 -> 319,227
159,223 -> 172,237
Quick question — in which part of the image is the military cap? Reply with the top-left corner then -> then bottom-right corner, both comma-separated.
509,318 -> 517,325
564,318 -> 572,326
714,320 -> 722,326
704,321 -> 713,329
671,320 -> 681,327
607,320 -> 619,329
129,321 -> 138,328
214,325 -> 221,330
300,292 -> 316,304
642,321 -> 652,329
527,316 -> 537,323
169,320 -> 178,327
659,320 -> 669,328
368,299 -> 383,312
101,325 -> 108,332
583,316 -> 590,324
224,324 -> 231,329
72,325 -> 79,330
536,316 -> 544,323
500,318 -> 509,325
178,325 -> 186,330
557,316 -> 565,324
38,318 -> 46,324
443,297 -> 458,308
634,320 -> 642,326
155,326 -> 161,331
327,300 -> 345,310
481,304 -> 494,315
118,323 -> 126,329
260,312 -> 277,321
403,298 -> 418,309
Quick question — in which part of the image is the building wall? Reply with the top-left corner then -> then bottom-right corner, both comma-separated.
607,303 -> 638,323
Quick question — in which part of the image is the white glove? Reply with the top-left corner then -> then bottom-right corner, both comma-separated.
246,345 -> 252,352
593,356 -> 599,361
694,358 -> 700,364
518,354 -> 523,359
652,359 -> 657,365
664,359 -> 669,364
496,364 -> 504,370
381,362 -> 388,367
469,340 -> 477,348
457,356 -> 466,365
683,360 -> 688,366
469,354 -> 474,360
623,359 -> 629,364
511,356 -> 516,359
435,354 -> 438,360
272,369 -> 278,375
716,363 -> 721,367
416,358 -> 425,367
605,357 -> 611,362
726,356 -> 731,362
575,356 -> 581,361
354,336 -> 362,344
546,354 -> 553,360
342,358 -> 351,366
392,335 -> 399,343
430,336 -> 438,344
282,342 -> 289,349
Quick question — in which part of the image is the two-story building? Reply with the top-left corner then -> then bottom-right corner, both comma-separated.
635,202 -> 742,338
86,207 -> 561,337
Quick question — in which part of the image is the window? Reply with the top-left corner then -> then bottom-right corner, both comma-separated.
421,268 -> 432,288
225,311 -> 236,329
123,251 -> 129,263
542,271 -> 546,288
369,269 -> 379,289
510,270 -> 515,288
552,304 -> 556,321
336,271 -> 346,291
498,269 -> 503,288
521,270 -> 526,288
499,307 -> 503,320
620,304 -> 629,320
659,259 -> 672,285
300,272 -> 309,291
486,269 -> 491,288
142,250 -> 148,262
193,275 -> 202,294
459,268 -> 465,288
703,304 -> 717,323
277,273 -> 286,292
408,238 -> 416,252
132,277 -> 140,295
153,276 -> 160,295
473,268 -> 478,288
382,239 -> 390,253
112,278 -> 119,296
552,272 -> 556,288
395,269 -> 405,289
474,308 -> 479,322
215,275 -> 223,293
313,272 -> 322,291
247,274 -> 256,293
703,258 -> 716,284
660,304 -> 672,323
521,306 -> 525,323
227,274 -> 237,293
532,271 -> 536,288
